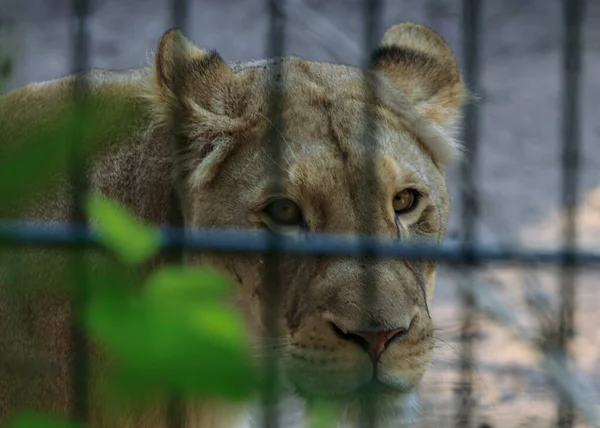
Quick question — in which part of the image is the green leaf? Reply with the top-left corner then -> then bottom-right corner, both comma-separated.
8,413 -> 83,428
86,193 -> 161,265
83,271 -> 256,401
143,265 -> 233,307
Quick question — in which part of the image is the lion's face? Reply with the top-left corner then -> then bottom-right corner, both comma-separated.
147,23 -> 465,414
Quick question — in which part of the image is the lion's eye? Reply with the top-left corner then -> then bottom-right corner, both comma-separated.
393,189 -> 420,215
264,198 -> 304,227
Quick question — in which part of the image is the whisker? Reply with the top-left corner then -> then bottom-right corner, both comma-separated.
260,146 -> 292,175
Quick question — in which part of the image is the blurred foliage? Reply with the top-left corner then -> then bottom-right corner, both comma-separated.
1,67 -> 257,426
87,193 -> 255,409
144,265 -> 235,305
84,197 -> 256,401
0,96 -> 138,217
308,400 -> 337,428
7,413 -> 82,428
87,194 -> 161,265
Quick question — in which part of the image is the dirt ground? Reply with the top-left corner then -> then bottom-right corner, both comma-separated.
1,0 -> 599,426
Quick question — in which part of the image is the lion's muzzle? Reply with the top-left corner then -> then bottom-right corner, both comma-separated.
330,321 -> 411,363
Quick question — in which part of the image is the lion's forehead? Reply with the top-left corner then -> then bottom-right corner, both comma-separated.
235,57 -> 443,172
272,103 -> 439,199
228,56 -> 449,222
229,56 -> 452,177
240,104 -> 443,218
237,56 -> 420,123
284,144 -> 429,194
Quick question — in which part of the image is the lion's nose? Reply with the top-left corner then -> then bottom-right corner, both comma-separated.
331,323 -> 408,361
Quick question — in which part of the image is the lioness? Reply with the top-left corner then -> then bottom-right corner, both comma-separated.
0,22 -> 466,427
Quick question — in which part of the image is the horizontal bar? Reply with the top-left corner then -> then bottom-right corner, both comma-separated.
0,220 -> 598,266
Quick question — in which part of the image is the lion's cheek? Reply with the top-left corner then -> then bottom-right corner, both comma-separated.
377,346 -> 433,390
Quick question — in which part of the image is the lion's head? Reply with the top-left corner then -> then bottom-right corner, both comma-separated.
146,22 -> 465,422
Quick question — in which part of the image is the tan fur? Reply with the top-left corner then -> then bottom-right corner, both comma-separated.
0,22 -> 465,427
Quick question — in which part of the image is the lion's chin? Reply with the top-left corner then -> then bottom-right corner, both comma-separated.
266,360 -> 422,427
291,377 -> 414,399
284,363 -> 415,400
282,374 -> 420,427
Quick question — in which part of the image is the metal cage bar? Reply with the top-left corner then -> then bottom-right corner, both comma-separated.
166,0 -> 190,426
455,0 -> 482,426
261,1 -> 287,427
69,0 -> 91,422
357,0 -> 383,426
1,220 -> 600,265
2,0 -> 596,426
557,0 -> 584,426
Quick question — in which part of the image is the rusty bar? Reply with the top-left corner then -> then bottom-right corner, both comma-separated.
454,0 -> 482,427
556,0 -> 584,426
69,0 -> 91,422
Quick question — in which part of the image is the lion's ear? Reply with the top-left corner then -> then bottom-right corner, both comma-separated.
372,23 -> 466,132
153,29 -> 234,118
150,29 -> 248,185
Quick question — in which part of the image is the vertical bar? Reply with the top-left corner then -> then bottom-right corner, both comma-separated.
557,0 -> 583,426
454,0 -> 481,427
0,17 -> 15,94
459,0 -> 481,274
359,1 -> 382,427
167,0 -> 189,427
69,0 -> 91,422
171,0 -> 189,35
261,1 -> 286,427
